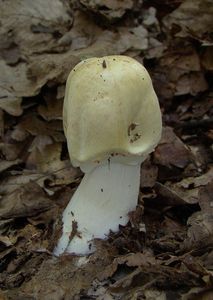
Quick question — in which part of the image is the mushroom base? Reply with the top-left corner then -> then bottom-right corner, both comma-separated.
54,162 -> 140,256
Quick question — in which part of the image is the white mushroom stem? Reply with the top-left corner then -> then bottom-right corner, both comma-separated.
54,162 -> 140,256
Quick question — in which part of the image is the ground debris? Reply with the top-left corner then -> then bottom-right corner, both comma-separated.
0,0 -> 212,299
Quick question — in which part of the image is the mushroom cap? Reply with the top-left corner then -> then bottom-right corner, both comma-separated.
63,55 -> 162,167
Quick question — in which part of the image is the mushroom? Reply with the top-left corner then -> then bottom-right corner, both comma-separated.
54,55 -> 162,256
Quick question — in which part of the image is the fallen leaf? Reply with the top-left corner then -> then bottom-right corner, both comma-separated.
0,159 -> 22,173
0,236 -> 14,248
0,94 -> 23,116
141,157 -> 158,188
0,182 -> 54,219
0,143 -> 24,161
182,287 -> 213,300
163,167 -> 213,204
153,44 -> 208,99
163,0 -> 213,43
201,47 -> 213,71
27,142 -> 66,173
0,172 -> 48,195
154,127 -> 192,169
79,0 -> 134,21
38,98 -> 63,121
13,116 -> 64,142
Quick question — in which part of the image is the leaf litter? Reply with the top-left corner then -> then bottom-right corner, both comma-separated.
0,0 -> 212,299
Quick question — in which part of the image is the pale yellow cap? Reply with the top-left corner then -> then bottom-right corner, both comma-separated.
63,55 -> 162,167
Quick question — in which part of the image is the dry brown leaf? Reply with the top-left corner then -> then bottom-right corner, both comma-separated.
163,0 -> 213,43
153,45 -> 208,98
117,251 -> 158,268
118,26 -> 148,51
154,127 -> 192,169
0,290 -> 7,300
201,47 -> 213,71
0,60 -> 35,98
0,109 -> 4,137
79,0 -> 134,21
28,135 -> 53,153
0,0 -> 212,297
175,73 -> 208,96
141,157 -> 158,188
0,236 -> 14,248
181,287 -> 213,300
182,183 -> 213,252
0,182 -> 54,219
0,172 -> 48,195
183,211 -> 213,252
0,159 -> 22,173
198,182 -> 213,213
143,290 -> 167,300
0,0 -> 72,56
27,142 -> 65,172
37,98 -> 63,121
146,37 -> 165,59
191,94 -> 213,119
164,167 -> 213,204
0,95 -> 23,116
0,54 -> 75,115
0,143 -> 24,161
98,250 -> 159,281
13,116 -> 64,142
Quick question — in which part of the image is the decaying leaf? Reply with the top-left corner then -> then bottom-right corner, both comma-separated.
0,0 -> 212,298
0,182 -> 54,219
154,127 -> 192,169
163,0 -> 213,43
12,115 -> 64,142
141,157 -> 158,188
153,44 -> 208,99
0,159 -> 22,173
38,98 -> 63,121
182,182 -> 213,252
163,167 -> 213,204
79,0 -> 134,21
0,94 -> 23,116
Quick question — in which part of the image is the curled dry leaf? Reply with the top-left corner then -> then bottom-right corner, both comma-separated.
154,127 -> 192,169
118,26 -> 148,51
0,94 -> 23,117
0,0 -> 212,298
0,143 -> 24,161
0,236 -> 14,248
181,287 -> 213,300
0,0 -> 74,100
12,116 -> 64,142
153,44 -> 208,99
98,250 -> 159,281
27,142 -> 66,173
0,109 -> 4,137
0,182 -> 54,219
37,98 -> 63,121
79,0 -> 134,21
141,157 -> 158,188
201,47 -> 213,71
163,0 -> 213,43
182,182 -> 213,252
0,172 -> 48,195
0,159 -> 22,174
0,0 -> 72,56
158,167 -> 213,205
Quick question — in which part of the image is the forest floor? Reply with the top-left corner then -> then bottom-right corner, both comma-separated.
0,0 -> 212,299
